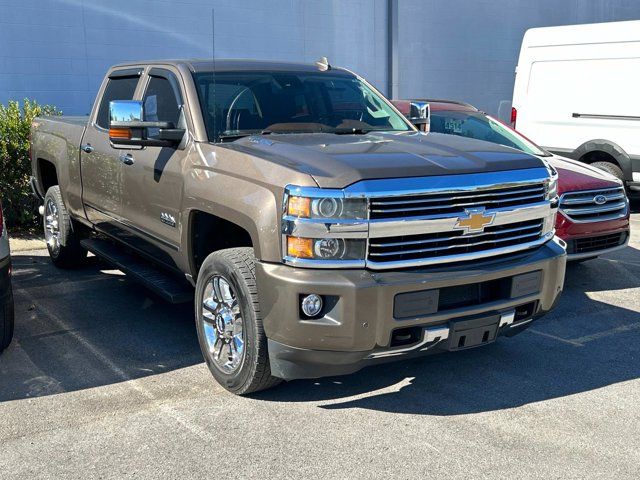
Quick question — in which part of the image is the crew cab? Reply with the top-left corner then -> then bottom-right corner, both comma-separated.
30,60 -> 566,394
397,99 -> 630,261
0,202 -> 14,354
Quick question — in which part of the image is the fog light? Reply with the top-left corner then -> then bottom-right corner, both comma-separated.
301,294 -> 323,317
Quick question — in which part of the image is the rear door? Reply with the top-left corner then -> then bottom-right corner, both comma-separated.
80,68 -> 142,234
119,67 -> 188,268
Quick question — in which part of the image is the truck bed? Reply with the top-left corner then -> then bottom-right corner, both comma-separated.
38,115 -> 89,127
30,115 -> 89,199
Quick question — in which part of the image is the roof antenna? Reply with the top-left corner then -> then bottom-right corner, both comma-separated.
315,56 -> 331,71
211,8 -> 217,141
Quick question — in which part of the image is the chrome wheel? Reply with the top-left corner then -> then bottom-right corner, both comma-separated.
44,198 -> 61,256
201,275 -> 245,374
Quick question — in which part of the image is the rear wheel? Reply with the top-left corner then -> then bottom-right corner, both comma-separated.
591,161 -> 624,183
0,286 -> 14,353
195,247 -> 281,395
44,186 -> 87,268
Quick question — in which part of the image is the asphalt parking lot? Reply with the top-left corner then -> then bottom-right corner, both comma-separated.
1,210 -> 639,479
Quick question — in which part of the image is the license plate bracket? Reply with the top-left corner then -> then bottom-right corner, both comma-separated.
448,314 -> 500,351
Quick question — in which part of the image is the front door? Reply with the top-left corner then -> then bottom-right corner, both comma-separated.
80,70 -> 141,235
119,67 -> 187,268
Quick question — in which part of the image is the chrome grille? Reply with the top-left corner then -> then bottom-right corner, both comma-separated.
368,219 -> 544,264
370,183 -> 546,220
559,187 -> 627,222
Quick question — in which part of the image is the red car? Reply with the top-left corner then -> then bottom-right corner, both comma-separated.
394,99 -> 631,261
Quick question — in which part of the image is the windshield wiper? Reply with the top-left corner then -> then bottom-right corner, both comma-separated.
218,130 -> 273,142
332,128 -> 375,135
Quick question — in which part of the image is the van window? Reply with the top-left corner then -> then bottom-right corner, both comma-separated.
96,76 -> 139,128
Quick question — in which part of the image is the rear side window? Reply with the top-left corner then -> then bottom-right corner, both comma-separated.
96,76 -> 139,128
143,76 -> 181,125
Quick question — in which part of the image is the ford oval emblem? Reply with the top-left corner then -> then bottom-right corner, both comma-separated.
594,194 -> 607,205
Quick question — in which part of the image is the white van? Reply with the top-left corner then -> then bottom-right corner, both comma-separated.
512,20 -> 640,197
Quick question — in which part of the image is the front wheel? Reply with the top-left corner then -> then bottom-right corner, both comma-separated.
194,248 -> 281,395
591,161 -> 624,183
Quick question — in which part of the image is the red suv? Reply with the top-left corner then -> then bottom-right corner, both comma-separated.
395,99 -> 630,261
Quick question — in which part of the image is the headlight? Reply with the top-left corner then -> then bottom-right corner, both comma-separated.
286,237 -> 366,261
546,176 -> 558,200
283,186 -> 368,267
286,195 -> 367,220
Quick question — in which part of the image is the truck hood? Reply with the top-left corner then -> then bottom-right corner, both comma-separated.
548,155 -> 622,195
224,132 -> 546,188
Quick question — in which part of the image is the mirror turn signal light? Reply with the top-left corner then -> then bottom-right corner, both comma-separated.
287,196 -> 311,218
287,236 -> 313,259
109,127 -> 132,140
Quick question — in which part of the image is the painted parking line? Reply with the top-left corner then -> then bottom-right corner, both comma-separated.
527,329 -> 584,347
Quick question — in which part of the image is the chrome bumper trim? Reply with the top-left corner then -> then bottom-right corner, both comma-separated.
367,325 -> 450,359
499,310 -> 516,328
367,309 -> 518,359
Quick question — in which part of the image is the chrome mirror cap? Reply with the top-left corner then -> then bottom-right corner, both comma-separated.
109,100 -> 143,125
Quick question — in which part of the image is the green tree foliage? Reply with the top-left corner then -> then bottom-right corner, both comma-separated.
0,99 -> 61,229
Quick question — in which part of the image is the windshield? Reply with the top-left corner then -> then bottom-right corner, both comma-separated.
429,110 -> 550,156
193,71 -> 412,142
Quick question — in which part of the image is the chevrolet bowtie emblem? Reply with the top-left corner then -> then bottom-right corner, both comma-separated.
454,208 -> 496,233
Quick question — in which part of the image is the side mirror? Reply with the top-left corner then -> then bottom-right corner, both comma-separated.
391,99 -> 430,132
109,100 -> 185,147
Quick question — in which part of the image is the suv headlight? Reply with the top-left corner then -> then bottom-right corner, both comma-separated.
544,163 -> 559,201
282,186 -> 368,267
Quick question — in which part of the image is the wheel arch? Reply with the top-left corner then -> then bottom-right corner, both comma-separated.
36,157 -> 59,195
574,139 -> 632,180
187,209 -> 257,278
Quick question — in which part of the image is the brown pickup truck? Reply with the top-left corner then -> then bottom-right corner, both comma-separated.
30,59 -> 566,394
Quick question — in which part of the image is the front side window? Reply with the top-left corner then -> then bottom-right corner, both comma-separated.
143,75 -> 181,125
429,110 -> 549,156
193,71 -> 412,142
96,76 -> 139,128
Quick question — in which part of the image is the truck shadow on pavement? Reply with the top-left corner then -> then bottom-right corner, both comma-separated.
0,253 -> 201,402
256,244 -> 640,415
2,243 -> 639,415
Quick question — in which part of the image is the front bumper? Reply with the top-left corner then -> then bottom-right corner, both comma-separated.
256,237 -> 566,380
555,212 -> 630,260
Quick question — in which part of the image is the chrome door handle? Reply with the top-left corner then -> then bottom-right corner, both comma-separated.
81,144 -> 93,153
119,154 -> 135,166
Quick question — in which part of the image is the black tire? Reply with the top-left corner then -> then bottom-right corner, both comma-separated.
43,186 -> 87,268
0,285 -> 14,353
194,247 -> 281,395
591,161 -> 624,183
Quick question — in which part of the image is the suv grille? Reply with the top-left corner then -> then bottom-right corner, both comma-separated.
559,187 -> 627,222
369,183 -> 546,220
368,219 -> 544,263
